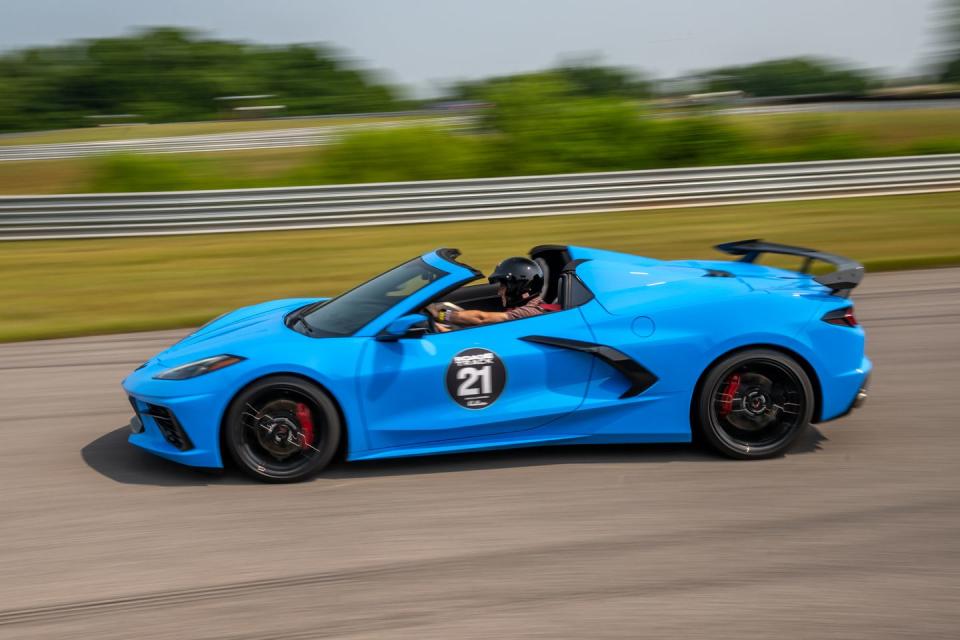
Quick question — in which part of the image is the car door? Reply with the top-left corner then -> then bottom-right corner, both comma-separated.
356,309 -> 596,451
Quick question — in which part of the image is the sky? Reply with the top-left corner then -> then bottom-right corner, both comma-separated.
0,0 -> 943,95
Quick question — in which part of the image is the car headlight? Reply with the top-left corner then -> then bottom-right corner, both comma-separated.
153,355 -> 245,380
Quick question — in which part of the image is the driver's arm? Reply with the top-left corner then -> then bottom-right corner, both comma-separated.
427,304 -> 508,326
444,309 -> 509,326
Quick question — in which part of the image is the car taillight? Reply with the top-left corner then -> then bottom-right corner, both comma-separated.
822,306 -> 858,327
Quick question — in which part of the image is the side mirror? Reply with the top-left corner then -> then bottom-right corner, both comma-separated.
376,314 -> 429,341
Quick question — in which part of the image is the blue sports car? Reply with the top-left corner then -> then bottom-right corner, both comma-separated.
122,240 -> 871,482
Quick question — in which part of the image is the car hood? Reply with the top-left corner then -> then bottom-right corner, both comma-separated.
152,297 -> 323,366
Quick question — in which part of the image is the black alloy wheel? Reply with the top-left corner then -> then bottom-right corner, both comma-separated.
224,376 -> 341,483
696,349 -> 814,459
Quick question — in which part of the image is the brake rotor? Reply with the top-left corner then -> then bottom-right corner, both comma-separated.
255,399 -> 305,459
722,372 -> 777,432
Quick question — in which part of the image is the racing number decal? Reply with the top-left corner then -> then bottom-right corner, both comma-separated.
445,348 -> 506,409
457,367 -> 492,397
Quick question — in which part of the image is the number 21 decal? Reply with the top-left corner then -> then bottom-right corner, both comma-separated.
445,348 -> 506,409
457,366 -> 493,397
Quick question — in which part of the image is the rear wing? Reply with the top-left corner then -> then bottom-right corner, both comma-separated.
715,239 -> 864,296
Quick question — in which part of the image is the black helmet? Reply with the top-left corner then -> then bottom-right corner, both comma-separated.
488,257 -> 544,307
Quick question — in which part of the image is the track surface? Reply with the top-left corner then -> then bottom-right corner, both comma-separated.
1,268 -> 958,639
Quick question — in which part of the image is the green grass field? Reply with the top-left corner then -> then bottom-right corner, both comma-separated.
2,191 -> 959,343
725,108 -> 960,148
0,147 -> 318,195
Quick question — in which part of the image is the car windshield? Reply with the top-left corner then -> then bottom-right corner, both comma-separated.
299,258 -> 445,337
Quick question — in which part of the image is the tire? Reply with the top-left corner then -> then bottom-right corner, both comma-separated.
695,349 -> 814,460
223,375 -> 341,483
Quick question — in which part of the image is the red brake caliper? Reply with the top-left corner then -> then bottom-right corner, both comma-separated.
719,374 -> 741,417
295,403 -> 314,450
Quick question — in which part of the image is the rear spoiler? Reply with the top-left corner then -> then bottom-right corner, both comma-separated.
715,239 -> 864,296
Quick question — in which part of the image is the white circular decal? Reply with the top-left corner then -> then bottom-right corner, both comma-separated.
445,348 -> 506,410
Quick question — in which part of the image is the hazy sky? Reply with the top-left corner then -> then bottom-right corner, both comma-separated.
0,0 -> 943,95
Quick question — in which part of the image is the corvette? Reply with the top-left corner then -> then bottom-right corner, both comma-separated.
122,240 -> 871,482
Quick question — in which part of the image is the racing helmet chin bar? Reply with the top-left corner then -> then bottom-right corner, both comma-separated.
715,239 -> 864,297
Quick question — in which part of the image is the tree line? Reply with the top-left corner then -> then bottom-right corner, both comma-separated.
0,27 -> 405,133
5,23 -> 958,135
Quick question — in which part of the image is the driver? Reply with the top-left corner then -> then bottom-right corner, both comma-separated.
428,257 -> 546,329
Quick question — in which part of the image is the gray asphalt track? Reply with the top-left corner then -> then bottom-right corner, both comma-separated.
1,268 -> 958,639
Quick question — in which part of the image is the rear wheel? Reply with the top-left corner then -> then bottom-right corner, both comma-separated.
223,376 -> 341,483
695,349 -> 813,459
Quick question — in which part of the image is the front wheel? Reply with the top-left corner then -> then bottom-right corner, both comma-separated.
223,376 -> 341,483
695,349 -> 814,459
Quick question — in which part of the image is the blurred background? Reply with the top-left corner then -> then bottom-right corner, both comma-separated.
1,0 -> 959,193
1,3 -> 959,640
0,0 -> 958,340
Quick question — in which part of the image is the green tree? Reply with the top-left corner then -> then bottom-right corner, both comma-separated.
701,57 -> 873,96
0,27 -> 405,133
940,0 -> 960,81
556,60 -> 652,99
478,77 -> 655,175
449,63 -> 651,102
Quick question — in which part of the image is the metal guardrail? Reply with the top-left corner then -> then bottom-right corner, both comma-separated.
0,117 -> 470,161
2,154 -> 959,241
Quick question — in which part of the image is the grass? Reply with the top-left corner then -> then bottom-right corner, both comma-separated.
0,158 -> 93,195
2,191 -> 959,343
725,108 -> 960,150
0,147 -> 318,195
0,115 -> 428,146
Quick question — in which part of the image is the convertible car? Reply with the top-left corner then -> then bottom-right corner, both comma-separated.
122,240 -> 871,482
